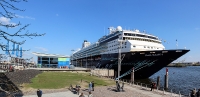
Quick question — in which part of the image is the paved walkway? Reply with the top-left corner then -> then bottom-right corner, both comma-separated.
22,85 -> 183,97
23,91 -> 87,97
125,84 -> 181,97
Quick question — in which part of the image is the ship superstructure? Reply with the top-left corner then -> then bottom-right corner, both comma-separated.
71,26 -> 189,79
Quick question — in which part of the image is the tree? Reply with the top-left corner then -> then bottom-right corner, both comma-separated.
0,0 -> 45,57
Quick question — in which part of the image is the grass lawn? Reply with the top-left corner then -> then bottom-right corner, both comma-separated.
25,71 -> 115,89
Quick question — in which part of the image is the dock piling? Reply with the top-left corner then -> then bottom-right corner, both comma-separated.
164,68 -> 168,89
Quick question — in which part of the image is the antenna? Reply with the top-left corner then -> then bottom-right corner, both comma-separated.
104,27 -> 105,35
176,39 -> 178,49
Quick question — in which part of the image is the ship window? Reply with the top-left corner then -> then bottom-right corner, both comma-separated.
125,46 -> 126,48
144,46 -> 146,48
133,45 -> 136,47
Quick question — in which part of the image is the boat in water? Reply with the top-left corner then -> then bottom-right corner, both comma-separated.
71,26 -> 190,79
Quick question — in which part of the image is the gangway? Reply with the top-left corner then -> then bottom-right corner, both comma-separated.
115,60 -> 157,80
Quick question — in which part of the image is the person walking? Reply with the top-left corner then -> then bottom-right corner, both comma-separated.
79,93 -> 85,97
37,89 -> 42,97
191,88 -> 196,97
150,82 -> 154,91
88,91 -> 93,97
196,89 -> 200,97
92,81 -> 94,91
89,82 -> 92,92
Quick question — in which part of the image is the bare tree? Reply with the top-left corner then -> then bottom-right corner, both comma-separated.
0,0 -> 45,56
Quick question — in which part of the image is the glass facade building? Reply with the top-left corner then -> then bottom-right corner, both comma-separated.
32,52 -> 70,68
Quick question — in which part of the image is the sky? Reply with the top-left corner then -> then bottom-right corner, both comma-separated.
0,0 -> 200,62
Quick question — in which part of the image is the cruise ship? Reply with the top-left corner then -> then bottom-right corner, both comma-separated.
71,26 -> 190,79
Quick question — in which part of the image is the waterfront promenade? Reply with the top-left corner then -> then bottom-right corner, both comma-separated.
23,83 -> 181,97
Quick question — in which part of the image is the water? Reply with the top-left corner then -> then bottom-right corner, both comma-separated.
148,66 -> 200,95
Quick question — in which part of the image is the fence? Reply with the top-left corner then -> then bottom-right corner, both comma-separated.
92,72 -> 194,97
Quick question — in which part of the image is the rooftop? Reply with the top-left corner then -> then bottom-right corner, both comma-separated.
32,52 -> 69,58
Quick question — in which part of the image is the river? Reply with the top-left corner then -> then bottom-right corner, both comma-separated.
137,66 -> 200,95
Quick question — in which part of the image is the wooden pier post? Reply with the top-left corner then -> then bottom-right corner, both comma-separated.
131,67 -> 134,84
157,76 -> 160,89
164,68 -> 168,89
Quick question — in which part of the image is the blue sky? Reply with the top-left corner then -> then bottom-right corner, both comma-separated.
0,0 -> 200,62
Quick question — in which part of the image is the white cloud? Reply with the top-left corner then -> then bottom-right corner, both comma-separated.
0,17 -> 16,25
16,14 -> 35,20
35,47 -> 48,52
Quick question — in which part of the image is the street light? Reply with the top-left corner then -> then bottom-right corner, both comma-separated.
91,54 -> 92,69
118,37 -> 123,80
86,53 -> 87,68
71,50 -> 75,65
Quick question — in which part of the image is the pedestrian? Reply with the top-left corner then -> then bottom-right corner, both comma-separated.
79,93 -> 85,97
117,81 -> 120,92
150,82 -> 154,91
89,82 -> 92,92
153,82 -> 157,89
92,81 -> 94,91
76,85 -> 80,95
88,91 -> 93,97
197,89 -> 200,97
191,88 -> 196,97
37,89 -> 42,97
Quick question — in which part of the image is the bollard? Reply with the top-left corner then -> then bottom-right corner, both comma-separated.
189,93 -> 190,97
179,91 -> 181,97
163,88 -> 165,94
146,85 -> 147,90
170,89 -> 172,97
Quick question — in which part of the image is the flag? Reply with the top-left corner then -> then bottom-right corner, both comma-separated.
20,47 -> 22,58
5,40 -> 9,55
16,44 -> 19,57
12,43 -> 15,55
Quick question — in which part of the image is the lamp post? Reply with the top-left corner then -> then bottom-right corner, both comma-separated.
86,54 -> 87,68
76,58 -> 77,67
71,50 -> 75,65
118,38 -> 123,80
91,54 -> 92,69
